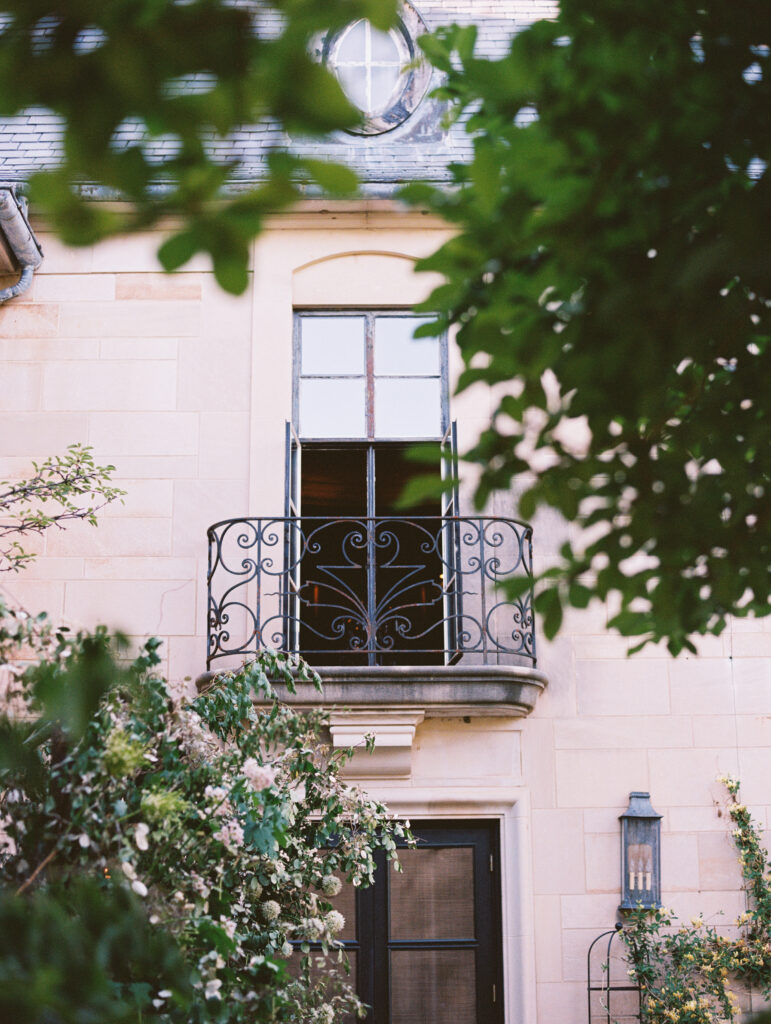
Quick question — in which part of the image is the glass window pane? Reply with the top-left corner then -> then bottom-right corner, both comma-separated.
336,19 -> 367,63
369,66 -> 402,112
370,26 -> 401,62
337,65 -> 368,111
390,950 -> 476,1024
374,317 -> 439,375
375,377 -> 441,438
301,317 -> 365,375
300,378 -> 365,438
390,847 -> 475,940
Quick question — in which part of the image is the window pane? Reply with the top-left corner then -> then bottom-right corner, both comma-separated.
336,19 -> 367,62
389,847 -> 475,940
370,66 -> 402,112
336,65 -> 369,112
370,26 -> 401,62
300,378 -> 365,438
375,377 -> 441,438
374,317 -> 439,375
301,317 -> 365,375
390,950 -> 476,1024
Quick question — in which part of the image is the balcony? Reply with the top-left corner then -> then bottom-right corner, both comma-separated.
203,515 -> 547,717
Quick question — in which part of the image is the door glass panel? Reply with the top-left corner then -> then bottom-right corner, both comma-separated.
374,317 -> 439,375
300,378 -> 366,438
389,847 -> 475,940
390,949 -> 477,1024
375,378 -> 441,438
301,316 -> 365,375
300,447 -> 368,665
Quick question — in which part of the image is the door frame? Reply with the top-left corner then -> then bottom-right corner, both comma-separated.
357,786 -> 538,1024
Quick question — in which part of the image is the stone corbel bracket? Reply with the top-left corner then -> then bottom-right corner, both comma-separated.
328,709 -> 425,779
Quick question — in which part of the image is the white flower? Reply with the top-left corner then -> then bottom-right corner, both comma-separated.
121,861 -> 137,881
289,782 -> 306,803
325,910 -> 345,935
321,875 -> 342,897
131,879 -> 148,897
318,1004 -> 335,1024
213,819 -> 244,853
552,415 -> 592,457
204,979 -> 222,1001
261,900 -> 281,922
77,833 -> 90,848
134,823 -> 150,851
242,758 -> 276,791
204,785 -> 230,816
281,941 -> 294,957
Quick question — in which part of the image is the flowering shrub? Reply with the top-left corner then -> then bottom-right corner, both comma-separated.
623,779 -> 771,1023
0,616 -> 409,1022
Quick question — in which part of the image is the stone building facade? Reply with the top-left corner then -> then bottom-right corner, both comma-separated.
1,3 -> 769,1023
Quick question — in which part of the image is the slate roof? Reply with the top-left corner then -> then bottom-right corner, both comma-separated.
0,0 -> 556,193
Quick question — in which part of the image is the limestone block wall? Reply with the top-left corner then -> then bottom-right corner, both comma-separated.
0,226 -> 253,683
526,612 -> 771,1023
0,211 -> 769,1024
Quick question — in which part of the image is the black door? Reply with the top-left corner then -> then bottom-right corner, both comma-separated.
332,821 -> 505,1024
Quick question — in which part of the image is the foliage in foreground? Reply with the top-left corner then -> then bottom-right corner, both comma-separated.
0,602 -> 407,1021
0,0 -> 396,293
406,0 -> 770,653
623,779 -> 771,1023
0,443 -> 124,573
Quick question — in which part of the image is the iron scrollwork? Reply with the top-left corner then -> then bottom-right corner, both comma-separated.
206,515 -> 535,668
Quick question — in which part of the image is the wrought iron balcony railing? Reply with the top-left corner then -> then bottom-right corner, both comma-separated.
206,516 -> 535,669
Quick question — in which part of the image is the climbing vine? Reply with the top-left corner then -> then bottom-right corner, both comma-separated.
623,779 -> 771,1023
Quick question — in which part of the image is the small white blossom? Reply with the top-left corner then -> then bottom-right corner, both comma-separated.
204,785 -> 230,816
121,861 -> 137,881
204,979 -> 222,1001
242,758 -> 276,791
131,879 -> 148,897
325,910 -> 345,935
261,900 -> 281,922
213,820 -> 244,853
134,822 -> 150,851
318,1004 -> 335,1024
77,833 -> 91,848
321,875 -> 342,897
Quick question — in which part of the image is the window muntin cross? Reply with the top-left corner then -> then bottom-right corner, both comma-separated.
327,19 -> 407,117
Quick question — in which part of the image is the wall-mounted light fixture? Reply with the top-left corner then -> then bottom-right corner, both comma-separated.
619,791 -> 662,910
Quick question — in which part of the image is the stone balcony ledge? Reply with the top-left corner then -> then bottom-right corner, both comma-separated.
196,663 -> 548,719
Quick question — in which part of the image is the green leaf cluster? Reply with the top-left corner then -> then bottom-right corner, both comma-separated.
407,0 -> 771,652
0,443 -> 125,573
0,0 -> 396,290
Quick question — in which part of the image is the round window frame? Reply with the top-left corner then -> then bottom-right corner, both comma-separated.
322,1 -> 432,137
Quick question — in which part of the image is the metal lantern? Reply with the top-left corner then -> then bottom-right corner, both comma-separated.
619,792 -> 662,910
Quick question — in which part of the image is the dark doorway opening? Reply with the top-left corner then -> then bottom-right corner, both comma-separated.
298,443 -> 444,666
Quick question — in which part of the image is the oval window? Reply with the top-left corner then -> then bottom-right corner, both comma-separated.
323,1 -> 432,136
